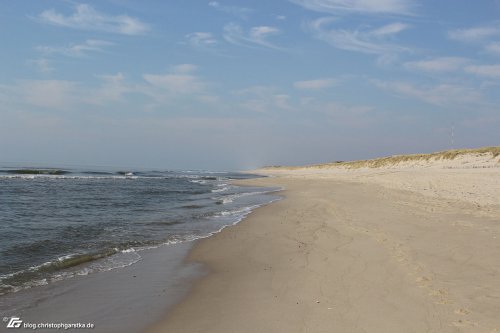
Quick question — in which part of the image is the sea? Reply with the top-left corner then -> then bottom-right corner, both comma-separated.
0,167 -> 280,299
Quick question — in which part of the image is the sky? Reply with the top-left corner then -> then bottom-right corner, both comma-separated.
1,0 -> 499,170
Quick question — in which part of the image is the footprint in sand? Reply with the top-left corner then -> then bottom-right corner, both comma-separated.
415,276 -> 430,286
454,308 -> 470,315
451,319 -> 477,327
429,289 -> 451,304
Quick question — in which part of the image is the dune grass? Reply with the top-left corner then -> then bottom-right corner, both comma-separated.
263,146 -> 500,170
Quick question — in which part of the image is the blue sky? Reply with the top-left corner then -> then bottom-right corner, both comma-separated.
1,0 -> 499,170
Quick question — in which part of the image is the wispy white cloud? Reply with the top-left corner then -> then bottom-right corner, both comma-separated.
1,76 -> 135,110
290,0 -> 416,15
297,97 -> 376,128
196,95 -> 220,104
251,26 -> 281,46
186,32 -> 217,48
223,23 -> 282,50
92,73 -> 135,104
308,17 -> 410,56
143,65 -> 206,96
3,80 -> 80,109
143,73 -> 204,94
36,39 -> 113,57
1,65 -> 214,111
449,23 -> 500,58
485,42 -> 500,56
320,103 -> 374,127
276,15 -> 287,20
172,64 -> 198,74
240,95 -> 292,113
24,80 -> 79,109
464,64 -> 500,78
371,22 -> 409,36
373,80 -> 483,107
294,78 -> 336,89
322,102 -> 373,117
208,1 -> 253,19
235,86 -> 294,112
38,4 -> 149,35
404,57 -> 470,72
448,24 -> 500,43
28,58 -> 54,73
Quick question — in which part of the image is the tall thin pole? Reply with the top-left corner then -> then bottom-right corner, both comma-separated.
451,124 -> 455,149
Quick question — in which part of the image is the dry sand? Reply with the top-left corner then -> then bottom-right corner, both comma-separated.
148,151 -> 500,333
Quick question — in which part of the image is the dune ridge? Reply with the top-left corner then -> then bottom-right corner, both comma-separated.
261,147 -> 500,171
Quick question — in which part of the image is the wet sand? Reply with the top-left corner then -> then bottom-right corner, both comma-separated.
1,242 -> 201,333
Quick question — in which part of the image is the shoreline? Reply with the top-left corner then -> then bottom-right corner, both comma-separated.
142,178 -> 285,331
147,168 -> 500,332
0,178 -> 280,333
1,241 -> 203,333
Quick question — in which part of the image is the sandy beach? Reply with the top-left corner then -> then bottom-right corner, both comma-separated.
4,2 -> 499,332
148,150 -> 500,333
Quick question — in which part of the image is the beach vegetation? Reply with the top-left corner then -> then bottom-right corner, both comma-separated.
263,146 -> 500,170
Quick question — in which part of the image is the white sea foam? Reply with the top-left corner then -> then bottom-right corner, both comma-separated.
0,173 -> 231,181
217,189 -> 279,204
211,184 -> 233,193
189,179 -> 209,184
0,174 -> 141,180
0,250 -> 144,296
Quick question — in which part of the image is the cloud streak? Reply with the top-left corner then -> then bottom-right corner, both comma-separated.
308,17 -> 410,56
373,80 -> 483,107
1,65 -> 215,111
142,65 -> 208,101
464,64 -> 500,78
208,1 -> 253,19
29,58 -> 54,73
404,57 -> 470,73
485,42 -> 500,56
186,32 -> 217,48
38,4 -> 149,35
290,0 -> 416,15
448,23 -> 500,43
235,86 -> 294,112
36,40 -> 113,57
223,23 -> 282,50
2,80 -> 80,109
294,78 -> 336,89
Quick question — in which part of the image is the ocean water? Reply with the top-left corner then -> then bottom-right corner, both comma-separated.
0,167 -> 280,296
